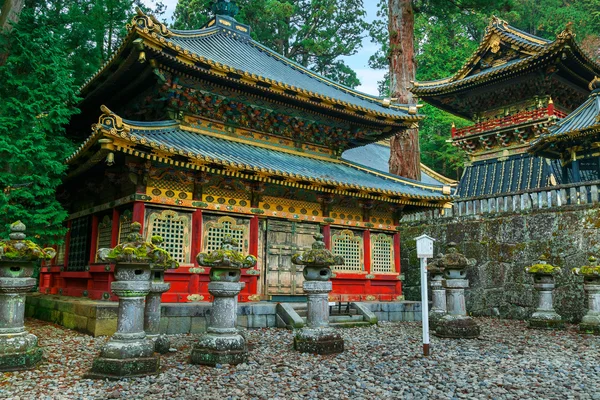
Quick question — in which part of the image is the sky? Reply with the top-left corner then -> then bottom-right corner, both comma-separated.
149,0 -> 386,95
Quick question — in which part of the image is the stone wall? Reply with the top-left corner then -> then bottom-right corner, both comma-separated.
399,204 -> 600,322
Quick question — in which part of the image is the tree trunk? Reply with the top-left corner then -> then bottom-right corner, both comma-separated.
0,0 -> 24,32
388,0 -> 421,180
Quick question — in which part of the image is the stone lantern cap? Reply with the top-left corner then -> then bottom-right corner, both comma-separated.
0,221 -> 56,261
291,233 -> 344,267
426,255 -> 444,274
97,222 -> 178,269
572,256 -> 600,277
196,235 -> 257,270
437,242 -> 469,270
525,255 -> 561,275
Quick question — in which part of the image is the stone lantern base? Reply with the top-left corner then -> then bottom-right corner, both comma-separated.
86,337 -> 159,379
294,328 -> 344,355
0,333 -> 43,371
190,332 -> 247,366
435,315 -> 480,339
528,314 -> 565,330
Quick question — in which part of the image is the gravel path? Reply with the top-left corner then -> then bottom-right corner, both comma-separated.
1,318 -> 599,399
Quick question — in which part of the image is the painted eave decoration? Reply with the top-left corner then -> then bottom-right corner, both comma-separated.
411,17 -> 600,98
530,78 -> 600,158
66,107 -> 454,208
79,9 -> 423,126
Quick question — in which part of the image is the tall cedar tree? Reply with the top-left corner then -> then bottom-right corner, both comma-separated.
0,7 -> 79,244
173,0 -> 367,88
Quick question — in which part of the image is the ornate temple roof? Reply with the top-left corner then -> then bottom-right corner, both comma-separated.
530,79 -> 600,158
66,108 -> 452,207
79,9 -> 420,127
411,17 -> 600,119
456,153 -> 557,198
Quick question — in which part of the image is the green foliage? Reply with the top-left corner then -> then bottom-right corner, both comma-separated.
0,8 -> 79,245
173,0 -> 367,88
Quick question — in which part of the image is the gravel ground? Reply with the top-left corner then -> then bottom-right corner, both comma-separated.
1,318 -> 599,400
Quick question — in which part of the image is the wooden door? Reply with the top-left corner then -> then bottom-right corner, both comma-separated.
265,220 -> 319,295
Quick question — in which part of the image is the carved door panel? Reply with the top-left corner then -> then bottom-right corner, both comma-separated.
265,220 -> 319,295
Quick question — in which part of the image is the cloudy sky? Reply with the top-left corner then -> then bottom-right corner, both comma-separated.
149,0 -> 386,95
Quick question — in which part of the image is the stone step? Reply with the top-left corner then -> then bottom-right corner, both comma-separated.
329,314 -> 363,323
330,321 -> 373,328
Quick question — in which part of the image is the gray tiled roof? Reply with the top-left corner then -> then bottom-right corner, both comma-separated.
165,23 -> 413,119
116,120 -> 449,199
545,90 -> 600,137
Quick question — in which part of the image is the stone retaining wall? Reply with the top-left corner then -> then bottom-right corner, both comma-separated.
399,204 -> 600,322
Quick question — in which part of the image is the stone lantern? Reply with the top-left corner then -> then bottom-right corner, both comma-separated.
525,255 -> 563,330
435,242 -> 480,339
0,221 -> 55,371
572,256 -> 600,334
291,233 -> 344,354
427,255 -> 446,330
87,222 -> 178,379
190,236 -> 256,366
144,236 -> 172,354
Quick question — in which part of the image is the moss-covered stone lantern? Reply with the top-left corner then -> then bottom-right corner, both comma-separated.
190,236 -> 256,366
145,235 -> 175,354
525,255 -> 563,330
0,221 -> 55,371
434,242 -> 480,339
291,233 -> 344,354
427,255 -> 446,331
573,256 -> 600,334
87,222 -> 177,379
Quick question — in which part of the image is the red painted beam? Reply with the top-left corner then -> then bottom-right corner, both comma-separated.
322,224 -> 331,250
247,215 -> 260,297
132,201 -> 145,231
88,215 -> 99,265
191,209 -> 203,263
110,208 -> 120,247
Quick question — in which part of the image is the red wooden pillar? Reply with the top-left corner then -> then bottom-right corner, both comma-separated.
322,224 -> 331,249
363,230 -> 372,297
394,232 -> 402,296
132,201 -> 145,231
247,215 -> 260,296
110,208 -> 120,247
88,215 -> 99,265
189,209 -> 203,296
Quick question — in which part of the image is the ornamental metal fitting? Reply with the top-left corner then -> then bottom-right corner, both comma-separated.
0,221 -> 56,262
291,233 -> 343,268
97,222 -> 178,269
196,235 -> 257,270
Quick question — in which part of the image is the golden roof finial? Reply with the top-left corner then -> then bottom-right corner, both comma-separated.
95,105 -> 124,134
557,21 -> 575,40
548,97 -> 553,104
127,7 -> 173,37
589,76 -> 600,91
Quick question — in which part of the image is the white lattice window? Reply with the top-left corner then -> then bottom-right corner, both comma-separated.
371,233 -> 394,273
203,216 -> 248,254
146,209 -> 192,264
96,215 -> 113,262
119,210 -> 133,244
331,229 -> 363,272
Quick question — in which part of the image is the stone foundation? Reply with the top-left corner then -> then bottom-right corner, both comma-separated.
26,295 -> 424,336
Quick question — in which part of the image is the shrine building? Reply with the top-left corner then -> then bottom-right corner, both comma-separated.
411,17 -> 600,198
39,6 -> 452,303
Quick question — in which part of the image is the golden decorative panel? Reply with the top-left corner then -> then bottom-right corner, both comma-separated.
330,206 -> 362,222
147,169 -> 193,200
146,208 -> 192,264
371,233 -> 394,273
203,215 -> 249,254
203,187 -> 250,207
331,229 -> 364,272
96,215 -> 113,262
370,210 -> 393,225
260,196 -> 321,216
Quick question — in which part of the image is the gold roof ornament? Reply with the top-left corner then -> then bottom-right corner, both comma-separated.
557,21 -> 575,40
589,76 -> 600,91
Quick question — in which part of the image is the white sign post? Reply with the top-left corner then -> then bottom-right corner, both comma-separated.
415,234 -> 435,357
